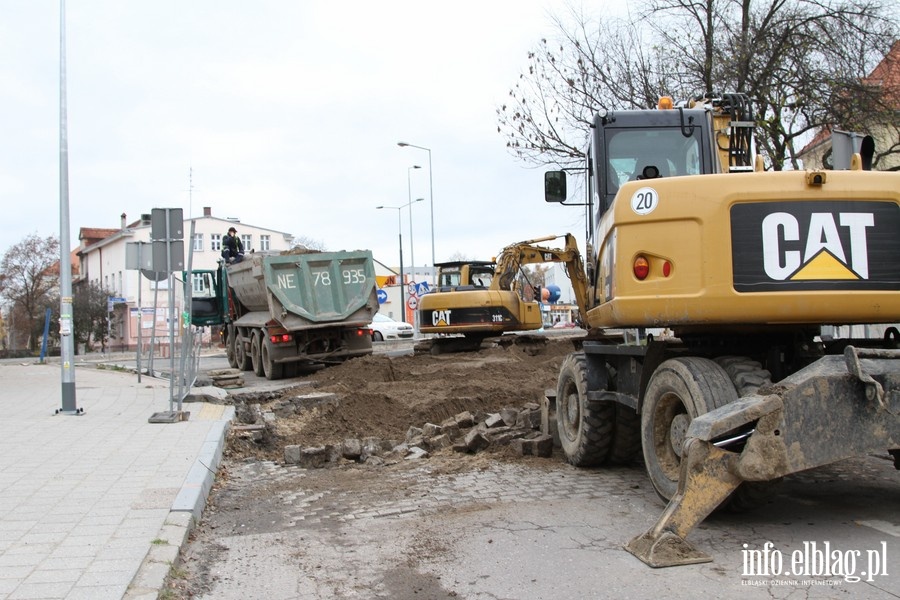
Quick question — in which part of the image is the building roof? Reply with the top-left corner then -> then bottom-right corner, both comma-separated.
863,40 -> 900,106
799,41 -> 900,156
46,248 -> 80,278
78,227 -> 119,246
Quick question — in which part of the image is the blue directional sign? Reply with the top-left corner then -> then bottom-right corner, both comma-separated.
107,296 -> 126,312
376,289 -> 388,304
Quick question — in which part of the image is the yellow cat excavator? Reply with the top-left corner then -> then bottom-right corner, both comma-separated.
416,234 -> 589,353
541,93 -> 900,568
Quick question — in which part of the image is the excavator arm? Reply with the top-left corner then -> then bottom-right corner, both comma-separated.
492,234 -> 591,328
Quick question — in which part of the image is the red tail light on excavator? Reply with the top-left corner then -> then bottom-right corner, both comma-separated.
634,256 -> 650,280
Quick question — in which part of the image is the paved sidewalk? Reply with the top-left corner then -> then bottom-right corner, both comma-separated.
0,362 -> 233,600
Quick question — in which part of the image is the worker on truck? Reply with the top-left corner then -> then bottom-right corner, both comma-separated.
222,226 -> 244,264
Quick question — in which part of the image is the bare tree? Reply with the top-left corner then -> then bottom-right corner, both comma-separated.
72,281 -> 114,352
291,236 -> 327,251
498,0 -> 898,170
0,234 -> 61,351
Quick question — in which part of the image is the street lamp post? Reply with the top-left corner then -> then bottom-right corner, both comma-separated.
398,142 -> 434,282
407,165 -> 421,281
58,0 -> 80,415
376,197 -> 423,324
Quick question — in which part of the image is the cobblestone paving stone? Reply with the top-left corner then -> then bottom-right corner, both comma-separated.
219,455 -> 653,531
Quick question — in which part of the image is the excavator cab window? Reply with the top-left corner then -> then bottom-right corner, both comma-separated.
470,269 -> 493,288
607,129 -> 701,185
440,272 -> 461,287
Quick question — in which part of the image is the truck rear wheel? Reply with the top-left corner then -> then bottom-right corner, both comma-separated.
556,353 -> 615,466
234,332 -> 252,371
261,340 -> 284,380
250,331 -> 266,377
641,357 -> 738,502
225,325 -> 237,369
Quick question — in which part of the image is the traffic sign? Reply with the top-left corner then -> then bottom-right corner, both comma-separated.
107,297 -> 126,312
408,282 -> 418,296
376,289 -> 388,304
415,281 -> 430,297
407,296 -> 418,310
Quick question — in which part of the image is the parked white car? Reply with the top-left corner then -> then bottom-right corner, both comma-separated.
369,313 -> 414,341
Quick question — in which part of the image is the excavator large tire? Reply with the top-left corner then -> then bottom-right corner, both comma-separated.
610,403 -> 642,465
605,363 -> 642,465
556,353 -> 615,467
641,357 -> 738,502
715,356 -> 781,512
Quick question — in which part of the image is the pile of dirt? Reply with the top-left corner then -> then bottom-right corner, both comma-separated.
226,336 -> 579,461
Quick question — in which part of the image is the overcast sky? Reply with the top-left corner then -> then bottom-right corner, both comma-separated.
1,1 -> 634,267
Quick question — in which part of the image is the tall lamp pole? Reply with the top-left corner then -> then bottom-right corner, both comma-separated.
57,0 -> 80,415
406,165 -> 421,280
377,197 -> 423,324
398,142 -> 434,282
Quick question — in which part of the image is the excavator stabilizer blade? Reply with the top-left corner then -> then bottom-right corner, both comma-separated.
626,438 -> 741,567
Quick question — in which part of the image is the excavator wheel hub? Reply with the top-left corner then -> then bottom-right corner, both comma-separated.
670,414 -> 690,458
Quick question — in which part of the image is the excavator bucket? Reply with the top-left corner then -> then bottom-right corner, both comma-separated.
627,347 -> 900,568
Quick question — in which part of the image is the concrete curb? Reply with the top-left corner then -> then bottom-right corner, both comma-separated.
124,407 -> 235,599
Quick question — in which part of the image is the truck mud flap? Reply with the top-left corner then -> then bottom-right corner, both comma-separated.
626,346 -> 900,567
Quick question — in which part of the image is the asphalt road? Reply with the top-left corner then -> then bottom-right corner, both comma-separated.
170,448 -> 900,599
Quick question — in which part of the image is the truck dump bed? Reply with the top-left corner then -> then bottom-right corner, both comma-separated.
226,250 -> 377,330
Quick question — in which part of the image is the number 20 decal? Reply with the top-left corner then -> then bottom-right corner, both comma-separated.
631,187 -> 659,216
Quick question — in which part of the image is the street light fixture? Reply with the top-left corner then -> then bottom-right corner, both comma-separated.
376,197 -> 423,324
398,142 -> 434,282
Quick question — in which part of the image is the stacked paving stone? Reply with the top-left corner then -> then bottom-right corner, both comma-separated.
283,402 -> 554,468
207,368 -> 244,389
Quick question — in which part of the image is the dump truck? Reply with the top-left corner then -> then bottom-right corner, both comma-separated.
416,235 -> 590,353
190,249 -> 378,380
542,93 -> 900,567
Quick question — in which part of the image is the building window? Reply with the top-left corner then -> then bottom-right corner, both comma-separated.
260,235 -> 270,251
241,234 -> 252,251
211,233 -> 222,251
193,233 -> 204,251
191,273 -> 208,294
